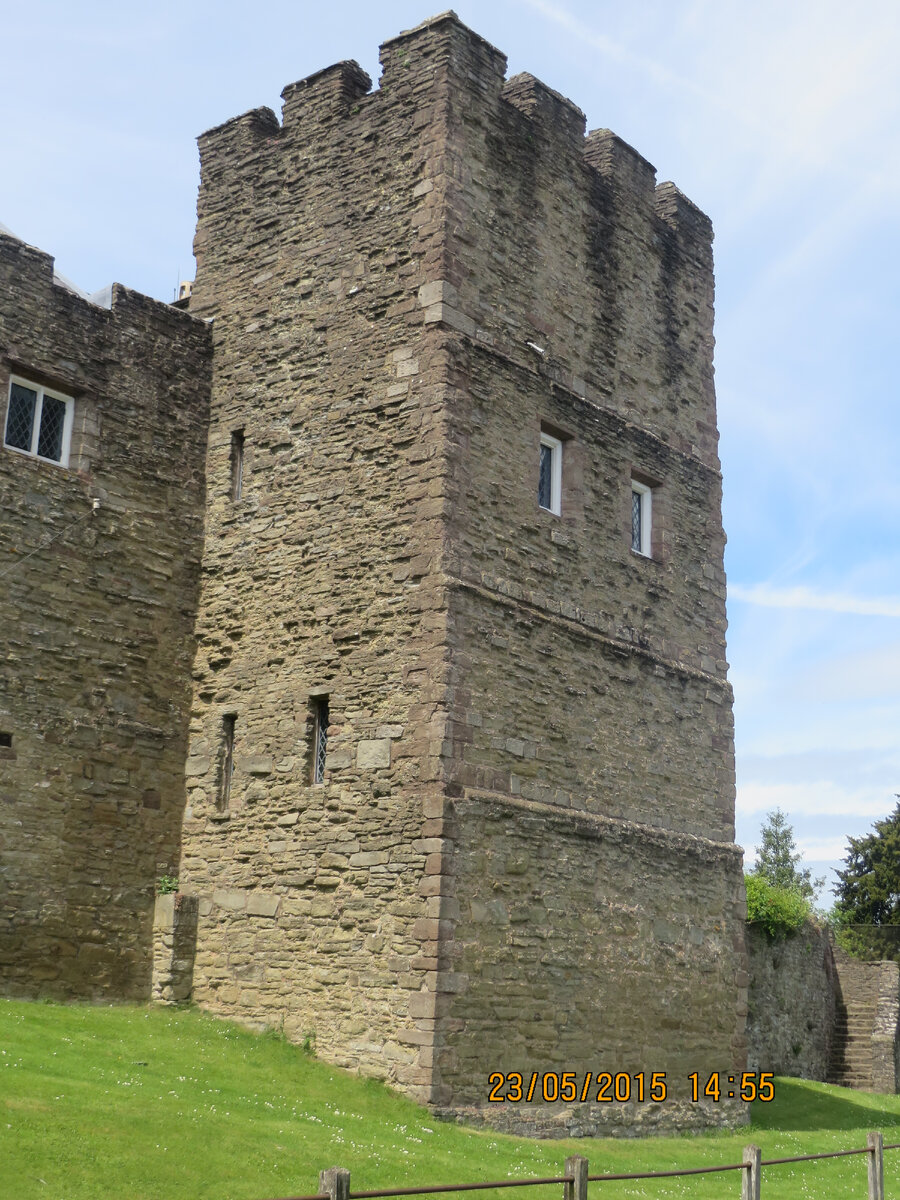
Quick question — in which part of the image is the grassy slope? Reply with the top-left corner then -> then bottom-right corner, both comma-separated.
2,999 -> 900,1200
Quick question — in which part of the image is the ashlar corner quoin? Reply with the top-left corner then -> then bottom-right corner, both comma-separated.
0,13 -> 746,1136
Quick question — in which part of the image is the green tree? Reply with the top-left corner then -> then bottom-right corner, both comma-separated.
752,807 -> 823,901
833,799 -> 900,925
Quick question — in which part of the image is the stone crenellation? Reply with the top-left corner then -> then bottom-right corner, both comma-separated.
3,11 -> 759,1134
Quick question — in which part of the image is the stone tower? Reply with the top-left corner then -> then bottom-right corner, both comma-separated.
172,13 -> 746,1134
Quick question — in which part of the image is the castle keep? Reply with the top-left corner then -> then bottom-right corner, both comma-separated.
1,14 -> 747,1134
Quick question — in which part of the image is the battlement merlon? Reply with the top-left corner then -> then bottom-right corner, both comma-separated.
380,10 -> 507,89
654,180 -> 715,258
195,12 -> 711,241
0,231 -> 208,352
281,61 -> 372,127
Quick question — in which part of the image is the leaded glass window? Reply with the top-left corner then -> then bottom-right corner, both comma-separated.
4,378 -> 73,465
538,432 -> 562,514
631,489 -> 642,552
313,696 -> 329,784
631,481 -> 652,557
37,395 -> 67,461
538,443 -> 552,509
219,714 -> 236,811
5,383 -> 37,451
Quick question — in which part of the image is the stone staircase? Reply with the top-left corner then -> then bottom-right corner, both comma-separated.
827,951 -> 900,1092
828,996 -> 877,1089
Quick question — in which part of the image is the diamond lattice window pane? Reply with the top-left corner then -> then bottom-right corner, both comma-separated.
5,384 -> 37,452
538,443 -> 552,509
632,490 -> 642,552
314,701 -> 329,783
37,396 -> 66,461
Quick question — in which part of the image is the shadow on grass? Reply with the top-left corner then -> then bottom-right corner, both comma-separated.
751,1079 -> 900,1133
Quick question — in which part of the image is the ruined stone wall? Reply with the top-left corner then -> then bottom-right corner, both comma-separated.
0,233 -> 210,998
746,922 -> 838,1080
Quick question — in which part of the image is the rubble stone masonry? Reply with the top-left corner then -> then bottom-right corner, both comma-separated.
0,11 -> 748,1135
172,13 -> 746,1135
0,233 -> 210,997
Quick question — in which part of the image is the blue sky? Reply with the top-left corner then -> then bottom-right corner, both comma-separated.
3,0 -> 898,899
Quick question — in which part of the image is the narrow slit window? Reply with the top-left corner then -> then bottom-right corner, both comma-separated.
312,696 -> 329,784
219,714 -> 236,810
631,480 -> 652,557
230,429 -> 245,501
0,732 -> 11,748
538,432 -> 562,515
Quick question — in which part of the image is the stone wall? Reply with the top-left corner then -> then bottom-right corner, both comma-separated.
436,795 -> 745,1136
152,892 -> 199,1004
175,18 -> 459,1097
829,951 -> 900,1093
0,232 -> 210,999
746,922 -> 838,1080
872,960 -> 900,1094
172,13 -> 745,1135
402,16 -> 743,1130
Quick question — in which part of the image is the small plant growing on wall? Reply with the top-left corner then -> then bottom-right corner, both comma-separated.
156,874 -> 179,895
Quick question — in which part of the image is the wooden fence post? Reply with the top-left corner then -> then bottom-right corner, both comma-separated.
867,1132 -> 884,1200
741,1145 -> 761,1200
320,1167 -> 351,1200
564,1155 -> 588,1200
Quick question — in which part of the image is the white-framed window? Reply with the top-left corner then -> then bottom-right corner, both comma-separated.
538,432 -> 562,515
4,377 -> 74,467
631,480 -> 652,557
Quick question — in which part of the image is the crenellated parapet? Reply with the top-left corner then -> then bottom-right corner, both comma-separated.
191,11 -> 716,465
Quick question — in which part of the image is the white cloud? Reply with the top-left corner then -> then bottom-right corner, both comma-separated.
800,642 -> 900,703
736,780 -> 891,819
794,837 -> 854,864
729,583 -> 900,619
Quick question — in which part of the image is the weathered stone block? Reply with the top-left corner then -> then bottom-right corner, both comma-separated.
356,740 -> 391,769
244,756 -> 274,776
247,894 -> 280,918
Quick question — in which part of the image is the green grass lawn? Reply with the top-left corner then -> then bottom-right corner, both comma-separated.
2,998 -> 900,1200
